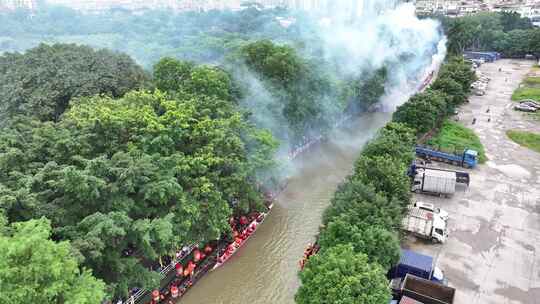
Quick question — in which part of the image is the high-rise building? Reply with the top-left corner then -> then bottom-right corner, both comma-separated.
42,0 -> 245,12
0,0 -> 38,11
1,0 -> 403,14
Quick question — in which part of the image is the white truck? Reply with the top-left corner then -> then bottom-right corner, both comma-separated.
414,202 -> 449,221
402,206 -> 448,243
411,168 -> 456,197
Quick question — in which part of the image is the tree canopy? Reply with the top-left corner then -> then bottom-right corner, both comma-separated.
234,40 -> 340,142
393,56 -> 475,135
319,218 -> 400,269
0,43 -> 149,126
439,11 -> 540,57
0,85 -> 277,298
393,89 -> 449,134
295,244 -> 391,304
0,217 -> 106,304
0,7 -> 413,148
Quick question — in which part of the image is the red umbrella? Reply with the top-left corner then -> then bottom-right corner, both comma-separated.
171,286 -> 179,298
175,263 -> 183,277
152,290 -> 160,302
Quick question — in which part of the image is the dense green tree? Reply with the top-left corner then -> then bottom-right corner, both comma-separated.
187,65 -> 233,101
154,58 -> 233,101
0,218 -> 106,304
358,67 -> 388,106
441,12 -> 535,56
446,18 -> 476,55
323,181 -> 402,230
354,155 -> 411,205
529,29 -> 540,58
431,76 -> 467,107
241,40 -> 304,86
467,13 -> 503,50
343,67 -> 388,112
0,89 -> 277,298
362,122 -> 416,165
0,44 -> 149,125
393,89 -> 448,134
234,39 -> 342,141
0,7 -> 399,146
499,29 -> 535,57
319,218 -> 401,269
295,244 -> 391,304
153,57 -> 195,93
438,57 -> 476,95
499,11 -> 533,32
67,212 -> 162,299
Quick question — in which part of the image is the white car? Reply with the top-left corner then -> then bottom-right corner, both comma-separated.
413,202 -> 449,221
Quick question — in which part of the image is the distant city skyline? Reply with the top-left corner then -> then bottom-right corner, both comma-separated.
3,0 -> 538,22
0,0 -> 38,10
0,0 -> 400,14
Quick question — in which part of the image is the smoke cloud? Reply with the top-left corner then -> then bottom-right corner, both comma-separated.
230,1 -> 447,185
318,1 -> 445,106
238,1 -> 445,167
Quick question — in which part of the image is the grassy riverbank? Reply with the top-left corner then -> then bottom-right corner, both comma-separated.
512,76 -> 540,101
507,130 -> 540,153
428,120 -> 487,163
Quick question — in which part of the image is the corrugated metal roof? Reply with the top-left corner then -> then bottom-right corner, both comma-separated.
400,250 -> 433,273
408,207 -> 434,220
424,169 -> 456,179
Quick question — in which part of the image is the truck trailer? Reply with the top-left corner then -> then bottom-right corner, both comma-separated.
409,162 -> 470,186
402,206 -> 447,243
388,250 -> 445,284
415,146 -> 478,168
411,168 -> 456,196
401,274 -> 455,304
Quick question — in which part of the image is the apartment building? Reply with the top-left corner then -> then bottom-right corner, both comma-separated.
44,0 -> 243,12
0,0 -> 37,11
412,0 -> 540,19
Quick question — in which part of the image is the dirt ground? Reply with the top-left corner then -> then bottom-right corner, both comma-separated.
404,59 -> 540,304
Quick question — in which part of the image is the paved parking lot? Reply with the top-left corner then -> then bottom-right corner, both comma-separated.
403,59 -> 540,304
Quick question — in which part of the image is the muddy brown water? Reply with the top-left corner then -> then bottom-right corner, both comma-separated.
179,113 -> 391,304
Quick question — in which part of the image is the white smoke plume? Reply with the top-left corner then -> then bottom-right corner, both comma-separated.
315,1 -> 446,108
252,0 -> 446,180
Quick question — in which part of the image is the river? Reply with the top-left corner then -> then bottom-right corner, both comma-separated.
180,112 -> 392,304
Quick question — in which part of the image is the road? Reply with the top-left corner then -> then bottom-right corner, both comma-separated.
405,59 -> 540,304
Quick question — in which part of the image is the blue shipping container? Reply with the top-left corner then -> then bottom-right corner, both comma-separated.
388,250 -> 445,284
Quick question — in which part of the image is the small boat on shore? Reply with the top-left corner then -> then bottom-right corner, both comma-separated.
212,203 -> 274,270
126,200 -> 276,304
298,241 -> 320,271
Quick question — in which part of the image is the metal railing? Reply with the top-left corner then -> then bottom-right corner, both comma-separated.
123,244 -> 197,304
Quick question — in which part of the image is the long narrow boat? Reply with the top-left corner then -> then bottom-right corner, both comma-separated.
212,203 -> 274,270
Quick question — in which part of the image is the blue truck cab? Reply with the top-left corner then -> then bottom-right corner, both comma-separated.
388,250 -> 446,285
463,149 -> 478,168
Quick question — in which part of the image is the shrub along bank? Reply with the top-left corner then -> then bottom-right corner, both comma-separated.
295,57 -> 476,304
